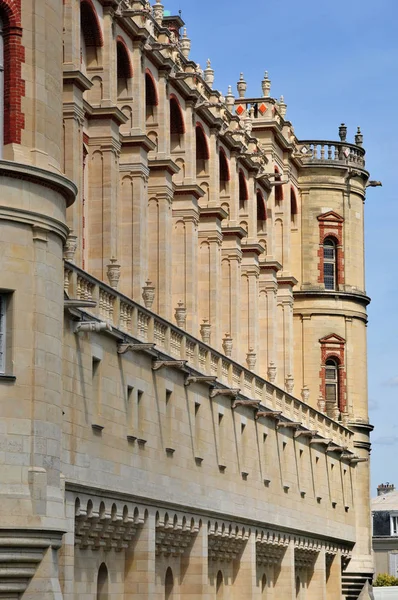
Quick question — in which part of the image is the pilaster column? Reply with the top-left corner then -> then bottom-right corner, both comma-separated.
157,71 -> 170,158
326,551 -> 342,600
307,548 -> 326,600
63,95 -> 85,267
274,540 -> 295,600
132,41 -> 146,135
119,164 -> 150,300
87,128 -> 121,280
208,130 -> 219,205
180,525 -> 210,600
62,0 -> 81,69
183,103 -> 195,183
124,512 -> 157,600
234,532 -> 257,597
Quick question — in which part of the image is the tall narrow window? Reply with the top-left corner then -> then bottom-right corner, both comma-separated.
80,0 -> 103,71
145,71 -> 158,123
170,96 -> 185,151
325,358 -> 339,408
97,563 -> 109,600
195,124 -> 209,175
257,191 -> 266,232
290,188 -> 298,225
323,238 -> 337,290
391,515 -> 398,536
219,149 -> 230,193
116,39 -> 132,100
165,567 -> 174,600
0,17 -> 4,157
216,571 -> 224,599
274,167 -> 283,205
239,170 -> 248,212
0,294 -> 5,373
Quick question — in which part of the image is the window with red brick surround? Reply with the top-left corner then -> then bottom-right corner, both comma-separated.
319,333 -> 346,415
317,211 -> 344,288
0,0 -> 24,147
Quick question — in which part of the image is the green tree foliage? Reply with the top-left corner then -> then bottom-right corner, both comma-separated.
373,573 -> 398,587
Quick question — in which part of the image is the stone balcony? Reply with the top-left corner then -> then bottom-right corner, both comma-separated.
297,140 -> 366,169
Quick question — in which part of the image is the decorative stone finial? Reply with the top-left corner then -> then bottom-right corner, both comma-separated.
237,73 -> 247,98
261,71 -> 271,97
200,319 -> 211,344
204,59 -> 215,88
278,95 -> 287,118
339,123 -> 347,142
301,385 -> 310,403
106,257 -> 121,290
285,374 -> 294,394
180,28 -> 191,59
332,405 -> 340,421
246,348 -> 256,371
225,85 -> 235,111
174,301 -> 186,329
152,0 -> 164,24
355,126 -> 363,147
222,333 -> 233,358
244,107 -> 253,134
317,395 -> 326,413
64,231 -> 78,263
142,280 -> 155,309
267,361 -> 277,384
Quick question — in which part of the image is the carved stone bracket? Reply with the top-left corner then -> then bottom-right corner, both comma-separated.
152,360 -> 188,371
184,375 -> 217,387
294,429 -> 318,439
255,410 -> 282,420
117,342 -> 156,355
256,529 -> 290,566
349,456 -> 369,465
325,444 -> 347,454
207,520 -> 249,562
74,321 -> 112,334
276,421 -> 301,430
232,399 -> 261,409
155,511 -> 200,558
309,438 -> 333,447
209,387 -> 240,399
75,498 -> 146,551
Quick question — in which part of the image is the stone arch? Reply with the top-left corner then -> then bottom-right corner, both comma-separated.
165,566 -> 174,600
97,563 -> 109,600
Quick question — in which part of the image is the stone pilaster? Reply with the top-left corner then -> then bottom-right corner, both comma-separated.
124,512 -> 157,600
274,540 -> 295,600
307,547 -> 326,600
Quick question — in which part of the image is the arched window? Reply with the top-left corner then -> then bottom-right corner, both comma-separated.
116,39 -> 132,99
325,358 -> 339,409
145,70 -> 158,122
165,567 -> 174,600
323,237 -> 337,290
216,571 -> 224,600
257,191 -> 266,233
170,96 -> 185,151
219,149 -> 230,193
97,563 -> 109,600
274,167 -> 283,205
261,574 -> 267,597
80,0 -> 103,71
290,188 -> 298,225
195,124 -> 209,175
296,576 -> 301,598
239,170 -> 248,212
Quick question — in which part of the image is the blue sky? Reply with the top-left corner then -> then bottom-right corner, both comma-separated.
165,0 -> 398,495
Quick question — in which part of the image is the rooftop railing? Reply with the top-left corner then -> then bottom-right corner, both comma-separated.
64,261 -> 354,449
297,140 -> 365,168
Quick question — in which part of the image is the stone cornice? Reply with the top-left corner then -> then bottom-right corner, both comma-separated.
83,102 -> 128,126
148,158 -> 179,175
174,184 -> 205,199
199,206 -> 228,221
121,134 -> 156,152
0,160 -> 77,207
62,68 -> 93,91
293,289 -> 370,306
221,226 -> 247,240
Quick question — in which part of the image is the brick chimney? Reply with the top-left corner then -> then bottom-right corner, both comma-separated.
377,483 -> 395,496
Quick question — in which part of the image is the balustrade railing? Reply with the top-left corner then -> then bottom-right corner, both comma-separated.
64,262 -> 354,449
297,140 -> 365,168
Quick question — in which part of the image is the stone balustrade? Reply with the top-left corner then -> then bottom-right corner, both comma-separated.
64,261 -> 353,450
297,140 -> 366,168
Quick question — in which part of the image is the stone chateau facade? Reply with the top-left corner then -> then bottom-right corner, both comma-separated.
0,0 -> 376,598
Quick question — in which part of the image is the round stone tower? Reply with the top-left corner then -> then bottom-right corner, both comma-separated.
293,131 -> 373,595
0,0 -> 76,597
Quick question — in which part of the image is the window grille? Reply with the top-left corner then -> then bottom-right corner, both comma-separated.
323,238 -> 336,290
0,295 -> 5,373
325,359 -> 338,405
